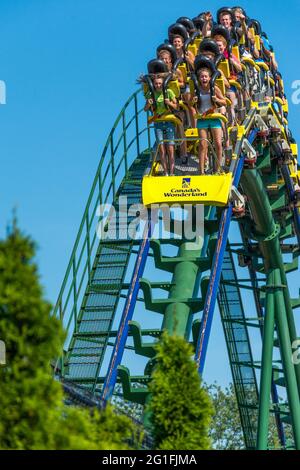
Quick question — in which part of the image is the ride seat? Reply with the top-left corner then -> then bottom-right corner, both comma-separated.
178,63 -> 188,83
167,80 -> 181,99
218,60 -> 230,79
215,77 -> 226,96
255,35 -> 261,51
283,100 -> 289,114
194,37 -> 202,49
232,46 -> 241,62
187,43 -> 198,56
239,34 -> 246,45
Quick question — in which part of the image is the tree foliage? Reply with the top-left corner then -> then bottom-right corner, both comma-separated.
0,224 -> 135,449
206,383 -> 245,449
146,331 -> 214,450
206,382 -> 295,450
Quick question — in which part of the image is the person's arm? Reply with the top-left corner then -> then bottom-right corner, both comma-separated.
144,97 -> 153,112
175,68 -> 185,88
240,15 -> 248,39
185,49 -> 195,68
220,69 -> 230,88
202,12 -> 213,37
164,92 -> 178,110
271,53 -> 278,70
212,86 -> 227,107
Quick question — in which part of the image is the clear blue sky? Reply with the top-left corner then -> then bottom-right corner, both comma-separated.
1,0 -> 300,386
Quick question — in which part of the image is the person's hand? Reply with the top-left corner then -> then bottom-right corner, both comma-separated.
147,98 -> 153,105
192,96 -> 198,104
240,13 -> 246,23
164,98 -> 171,106
205,12 -> 212,22
212,95 -> 217,104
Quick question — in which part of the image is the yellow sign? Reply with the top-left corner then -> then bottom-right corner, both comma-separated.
142,174 -> 233,207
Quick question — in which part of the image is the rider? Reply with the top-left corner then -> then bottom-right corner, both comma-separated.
171,33 -> 196,127
212,29 -> 242,123
193,65 -> 227,175
144,76 -> 178,176
157,46 -> 189,163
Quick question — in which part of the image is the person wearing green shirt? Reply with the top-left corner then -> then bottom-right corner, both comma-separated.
144,76 -> 178,176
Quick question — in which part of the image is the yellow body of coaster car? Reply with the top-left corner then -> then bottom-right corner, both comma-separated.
142,113 -> 233,207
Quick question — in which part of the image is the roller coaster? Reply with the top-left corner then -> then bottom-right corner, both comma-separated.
53,7 -> 300,450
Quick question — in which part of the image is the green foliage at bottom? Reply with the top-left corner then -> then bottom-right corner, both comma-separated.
206,383 -> 244,449
0,222 -> 135,449
146,332 -> 214,450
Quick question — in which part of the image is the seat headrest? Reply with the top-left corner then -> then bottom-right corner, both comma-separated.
176,17 -> 195,34
156,43 -> 177,65
147,59 -> 168,75
192,16 -> 205,31
168,23 -> 189,42
194,55 -> 217,75
211,25 -> 230,44
199,39 -> 220,57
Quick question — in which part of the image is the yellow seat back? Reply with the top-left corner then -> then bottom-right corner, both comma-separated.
283,100 -> 289,114
178,64 -> 188,83
215,77 -> 226,96
232,46 -> 240,62
255,35 -> 261,51
291,143 -> 298,158
188,78 -> 195,95
167,80 -> 180,99
218,60 -> 230,78
194,37 -> 201,49
187,43 -> 197,56
239,34 -> 245,45
249,27 -> 255,40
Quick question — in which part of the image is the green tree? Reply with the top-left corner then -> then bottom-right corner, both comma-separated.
0,223 -> 135,449
208,382 -> 295,450
206,383 -> 245,449
146,331 -> 214,450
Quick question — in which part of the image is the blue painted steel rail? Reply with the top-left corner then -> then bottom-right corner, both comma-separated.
101,213 -> 156,402
195,129 -> 258,374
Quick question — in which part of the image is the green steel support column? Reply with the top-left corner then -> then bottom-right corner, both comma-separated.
241,169 -> 300,393
273,269 -> 300,449
280,269 -> 300,392
162,239 -> 203,338
257,270 -> 276,450
143,238 -> 205,428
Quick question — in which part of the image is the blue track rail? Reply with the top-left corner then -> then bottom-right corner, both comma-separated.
195,129 -> 258,373
101,213 -> 156,402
